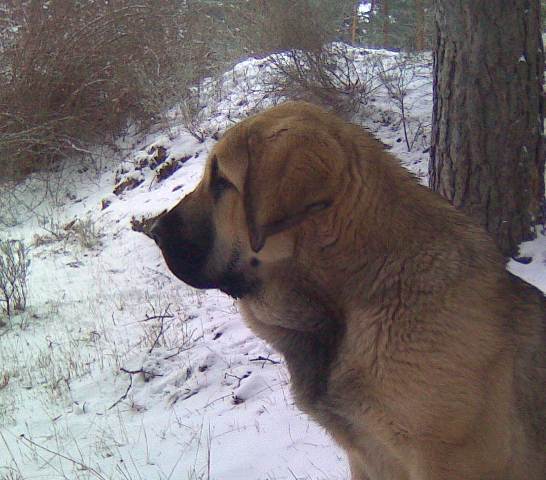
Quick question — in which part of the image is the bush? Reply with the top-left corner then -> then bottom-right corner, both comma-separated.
264,44 -> 377,113
0,239 -> 30,318
223,0 -> 354,57
377,54 -> 431,151
32,216 -> 102,250
193,0 -> 370,73
0,1 -> 215,180
220,1 -> 371,113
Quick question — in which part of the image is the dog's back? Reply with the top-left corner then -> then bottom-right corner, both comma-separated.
509,272 -> 546,476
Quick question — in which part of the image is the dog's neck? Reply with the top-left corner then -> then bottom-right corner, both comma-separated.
240,283 -> 345,409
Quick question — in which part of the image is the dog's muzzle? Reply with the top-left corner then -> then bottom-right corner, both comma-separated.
150,209 -> 214,290
151,208 -> 259,299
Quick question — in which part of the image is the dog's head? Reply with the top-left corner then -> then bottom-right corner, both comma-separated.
150,102 -> 347,298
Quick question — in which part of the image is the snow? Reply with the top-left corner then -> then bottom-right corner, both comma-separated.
508,230 -> 546,287
358,3 -> 373,15
0,45 -> 543,480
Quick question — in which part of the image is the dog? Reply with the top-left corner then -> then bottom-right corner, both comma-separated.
150,101 -> 546,479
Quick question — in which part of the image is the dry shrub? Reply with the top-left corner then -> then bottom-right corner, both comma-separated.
264,44 -> 378,113
222,1 -> 371,113
0,1 -> 214,180
180,88 -> 221,143
33,216 -> 102,250
377,54 -> 431,152
223,0 -> 354,57
0,239 -> 30,318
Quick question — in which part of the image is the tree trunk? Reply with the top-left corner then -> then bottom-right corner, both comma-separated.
415,0 -> 425,50
382,0 -> 389,47
351,1 -> 359,45
430,0 -> 544,257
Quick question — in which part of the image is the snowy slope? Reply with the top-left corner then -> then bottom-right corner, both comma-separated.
1,46 -> 544,480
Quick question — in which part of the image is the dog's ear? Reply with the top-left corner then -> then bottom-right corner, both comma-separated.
243,124 -> 342,253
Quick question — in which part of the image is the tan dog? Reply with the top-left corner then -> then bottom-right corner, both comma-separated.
150,101 -> 546,480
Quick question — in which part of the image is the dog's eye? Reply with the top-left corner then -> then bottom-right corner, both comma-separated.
212,176 -> 233,199
210,158 -> 234,200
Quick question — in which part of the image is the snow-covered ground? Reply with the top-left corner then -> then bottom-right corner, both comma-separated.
0,46 -> 544,480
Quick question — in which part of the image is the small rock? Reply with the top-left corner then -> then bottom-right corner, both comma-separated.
114,176 -> 144,195
513,256 -> 533,264
156,160 -> 182,182
149,146 -> 168,169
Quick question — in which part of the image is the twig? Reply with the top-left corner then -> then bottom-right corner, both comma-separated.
224,373 -> 245,388
120,367 -> 143,375
163,336 -> 203,360
202,394 -> 232,409
249,355 -> 281,365
0,430 -> 23,477
120,367 -> 162,377
108,373 -> 133,410
138,312 -> 175,323
18,434 -> 107,480
148,316 -> 172,354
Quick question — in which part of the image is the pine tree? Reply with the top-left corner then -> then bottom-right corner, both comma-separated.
430,0 -> 544,257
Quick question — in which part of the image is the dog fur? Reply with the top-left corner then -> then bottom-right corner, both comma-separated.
151,101 -> 546,480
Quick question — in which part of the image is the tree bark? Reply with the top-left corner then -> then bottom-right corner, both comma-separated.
415,0 -> 425,50
382,0 -> 389,47
430,0 -> 544,257
351,1 -> 359,45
